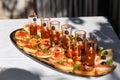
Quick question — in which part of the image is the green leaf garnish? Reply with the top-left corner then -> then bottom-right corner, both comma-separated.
104,50 -> 108,55
74,64 -> 80,70
34,44 -> 39,50
42,49 -> 49,53
75,61 -> 81,65
24,31 -> 28,34
98,50 -> 103,56
34,35 -> 40,39
98,50 -> 108,56
67,58 -> 73,62
58,60 -> 64,64
106,59 -> 113,66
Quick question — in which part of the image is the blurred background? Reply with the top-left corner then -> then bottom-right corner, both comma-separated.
0,0 -> 120,39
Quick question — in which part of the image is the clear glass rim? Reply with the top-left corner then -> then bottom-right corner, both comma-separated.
75,30 -> 86,35
41,18 -> 50,21
50,21 -> 60,25
61,24 -> 72,29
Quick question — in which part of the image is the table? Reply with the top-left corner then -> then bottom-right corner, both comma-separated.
0,16 -> 120,80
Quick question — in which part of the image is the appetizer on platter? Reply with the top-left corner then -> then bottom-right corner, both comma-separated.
11,13 -> 116,77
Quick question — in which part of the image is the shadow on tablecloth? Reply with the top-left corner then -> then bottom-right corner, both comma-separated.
66,17 -> 120,63
92,22 -> 120,63
0,68 -> 40,80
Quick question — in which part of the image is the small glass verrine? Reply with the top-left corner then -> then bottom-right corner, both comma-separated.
39,18 -> 51,50
74,30 -> 86,61
61,24 -> 72,49
75,30 -> 86,41
41,18 -> 50,28
40,18 -> 50,39
28,13 -> 37,36
50,21 -> 60,46
61,24 -> 72,37
84,39 -> 96,67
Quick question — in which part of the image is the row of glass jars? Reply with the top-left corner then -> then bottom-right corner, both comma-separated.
28,16 -> 97,67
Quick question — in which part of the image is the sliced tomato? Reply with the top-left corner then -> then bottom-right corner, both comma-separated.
79,63 -> 83,67
52,46 -> 63,53
53,53 -> 65,60
19,40 -> 28,45
72,50 -> 78,56
67,49 -> 73,58
54,48 -> 60,53
67,52 -> 72,58
16,31 -> 26,37
74,56 -> 80,61
37,25 -> 42,32
25,45 -> 34,49
54,53 -> 60,58
54,53 -> 64,58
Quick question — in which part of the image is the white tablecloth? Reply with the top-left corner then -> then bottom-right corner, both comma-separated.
0,17 -> 120,80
